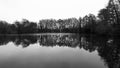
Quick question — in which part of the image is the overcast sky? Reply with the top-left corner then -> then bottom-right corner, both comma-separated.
0,0 -> 109,23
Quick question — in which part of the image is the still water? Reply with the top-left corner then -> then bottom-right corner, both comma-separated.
0,33 -> 119,68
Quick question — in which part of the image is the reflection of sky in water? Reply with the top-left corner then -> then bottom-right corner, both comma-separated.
0,42 -> 107,68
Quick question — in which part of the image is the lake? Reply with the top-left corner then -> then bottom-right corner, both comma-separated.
0,33 -> 119,68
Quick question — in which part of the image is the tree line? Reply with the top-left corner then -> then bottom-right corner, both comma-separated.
0,0 -> 120,35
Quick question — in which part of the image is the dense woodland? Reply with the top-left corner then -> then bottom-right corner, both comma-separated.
0,0 -> 120,35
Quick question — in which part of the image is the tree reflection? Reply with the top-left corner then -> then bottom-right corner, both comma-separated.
13,35 -> 38,48
98,37 -> 120,68
38,34 -> 80,48
0,34 -> 120,68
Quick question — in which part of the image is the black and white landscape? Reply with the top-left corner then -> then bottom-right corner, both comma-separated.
0,0 -> 120,68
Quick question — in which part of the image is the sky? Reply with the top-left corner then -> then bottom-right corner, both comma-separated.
0,0 -> 109,23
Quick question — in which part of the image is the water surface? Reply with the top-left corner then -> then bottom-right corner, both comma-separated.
0,33 -> 119,68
